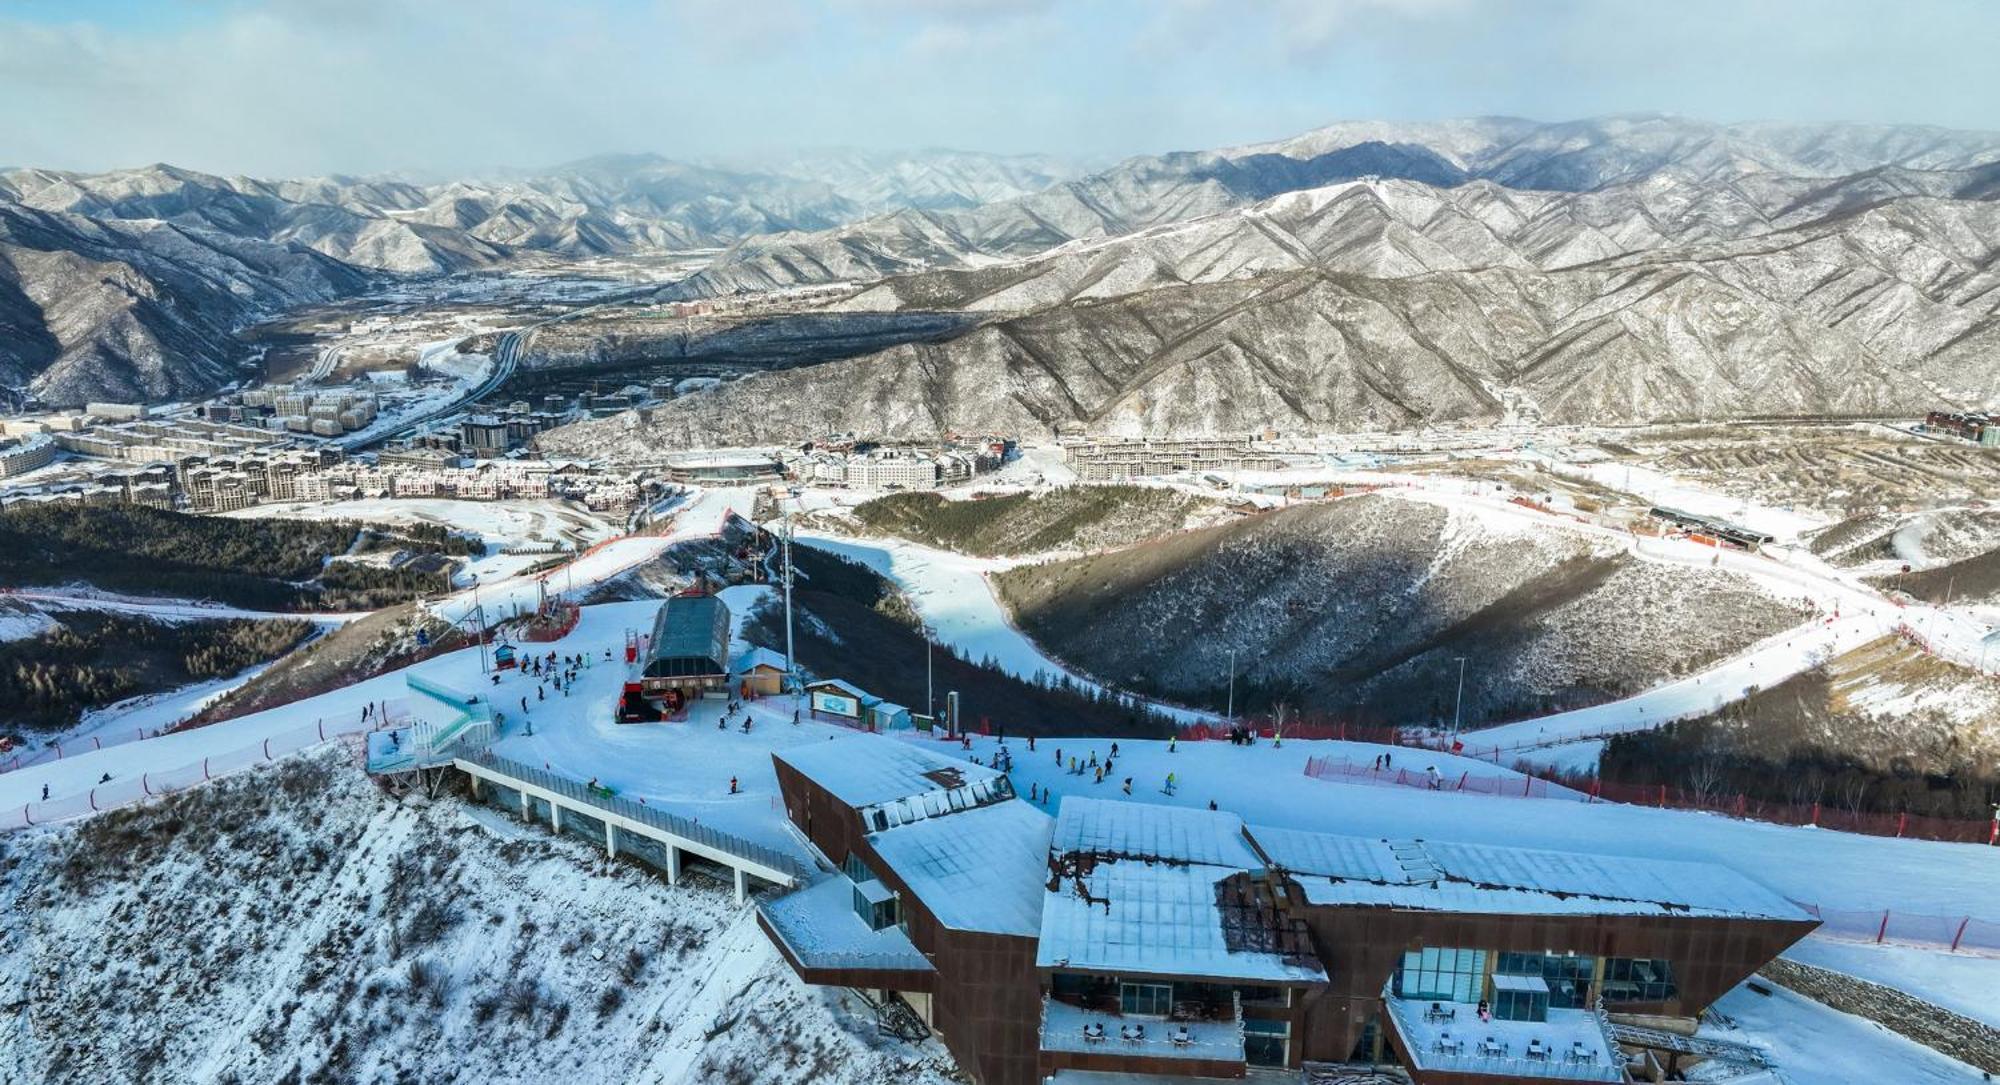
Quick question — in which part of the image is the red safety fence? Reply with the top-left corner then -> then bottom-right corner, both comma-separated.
1793,902 -> 2000,958
1303,756 -> 1585,800
0,724 -> 174,777
2,709 -> 405,832
1302,753 -> 2000,847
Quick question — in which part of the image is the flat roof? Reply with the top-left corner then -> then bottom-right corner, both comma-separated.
1248,826 -> 1812,922
758,876 -> 933,974
1036,859 -> 1324,983
1051,796 -> 1262,869
870,798 -> 1053,937
774,732 -> 1005,811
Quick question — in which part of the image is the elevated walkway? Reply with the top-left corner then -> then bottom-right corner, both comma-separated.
366,674 -> 496,774
455,749 -> 810,903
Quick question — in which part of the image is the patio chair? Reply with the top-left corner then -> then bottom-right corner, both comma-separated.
1171,1026 -> 1193,1048
1525,1038 -> 1547,1061
1478,1036 -> 1506,1058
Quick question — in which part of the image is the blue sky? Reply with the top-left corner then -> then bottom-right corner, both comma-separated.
2,0 -> 1995,176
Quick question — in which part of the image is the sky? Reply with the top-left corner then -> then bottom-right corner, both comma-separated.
2,0 -> 1996,177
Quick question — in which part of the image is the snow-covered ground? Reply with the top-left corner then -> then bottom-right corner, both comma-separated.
6,583 -> 1994,1080
1700,981 -> 1986,1083
429,485 -> 754,626
795,532 -> 1216,723
227,497 -> 623,586
1784,939 -> 2000,1029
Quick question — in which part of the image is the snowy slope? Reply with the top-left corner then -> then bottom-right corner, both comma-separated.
0,751 -> 964,1085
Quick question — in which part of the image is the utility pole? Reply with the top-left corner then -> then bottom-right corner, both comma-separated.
926,625 -> 935,723
471,575 -> 490,674
1451,656 -> 1467,738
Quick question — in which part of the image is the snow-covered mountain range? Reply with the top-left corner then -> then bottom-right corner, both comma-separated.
0,148 -> 1084,405
7,115 -> 2000,410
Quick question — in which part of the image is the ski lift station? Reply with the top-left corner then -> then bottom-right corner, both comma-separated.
624,592 -> 732,719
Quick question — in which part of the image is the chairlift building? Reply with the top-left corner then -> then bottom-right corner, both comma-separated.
632,594 -> 732,714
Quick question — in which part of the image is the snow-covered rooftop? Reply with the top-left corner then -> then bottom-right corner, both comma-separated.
775,732 -> 1006,811
870,798 -> 1053,936
757,876 -> 933,974
1036,859 -> 1324,983
1248,826 -> 1811,921
1052,796 -> 1261,869
732,646 -> 789,674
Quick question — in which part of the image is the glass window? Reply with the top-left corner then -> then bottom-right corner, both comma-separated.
842,853 -> 876,884
1120,982 -> 1173,1016
1496,952 -> 1595,1009
1244,1018 -> 1289,1067
1395,947 -> 1487,1003
1237,985 -> 1289,1007
1493,988 -> 1549,1023
1603,958 -> 1677,1004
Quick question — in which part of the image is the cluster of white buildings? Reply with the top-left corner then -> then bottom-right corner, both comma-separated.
236,386 -> 380,437
294,458 -> 646,512
786,436 -> 1012,490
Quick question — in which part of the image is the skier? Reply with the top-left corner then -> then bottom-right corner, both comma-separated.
1163,772 -> 1176,796
98,772 -> 112,784
1168,735 -> 1178,754
41,783 -> 49,801
729,776 -> 739,794
537,685 -> 545,701
741,716 -> 752,733
792,708 -> 801,726
1121,777 -> 1132,796
1089,751 -> 1098,768
1207,799 -> 1217,811
1054,746 -> 1062,765
1110,742 -> 1119,758
1093,765 -> 1104,784
1426,765 -> 1443,791
1027,735 -> 1036,752
490,673 -> 501,686
520,696 -> 529,714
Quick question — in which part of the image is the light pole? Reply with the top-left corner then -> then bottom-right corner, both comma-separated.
1225,647 -> 1236,724
1451,656 -> 1467,738
781,491 -> 799,694
925,623 -> 935,723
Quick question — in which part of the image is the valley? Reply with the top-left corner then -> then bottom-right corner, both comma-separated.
6,101 -> 2000,1085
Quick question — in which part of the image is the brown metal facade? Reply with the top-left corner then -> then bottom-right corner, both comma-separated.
769,760 -> 1816,1084
1287,889 -> 1819,1069
774,759 -> 1045,1085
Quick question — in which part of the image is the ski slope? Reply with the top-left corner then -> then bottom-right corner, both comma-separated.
795,533 -> 1216,724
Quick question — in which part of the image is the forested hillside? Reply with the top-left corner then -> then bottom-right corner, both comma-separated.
845,486 -> 1225,556
0,613 -> 314,731
0,506 -> 473,610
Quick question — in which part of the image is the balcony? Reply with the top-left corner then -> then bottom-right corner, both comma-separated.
1382,991 -> 1624,1082
756,877 -> 934,988
1041,992 -> 1249,1078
